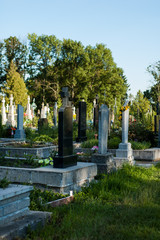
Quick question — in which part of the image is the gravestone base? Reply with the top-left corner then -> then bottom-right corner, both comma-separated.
0,184 -> 33,226
54,155 -> 77,168
115,142 -> 135,165
14,129 -> 26,139
114,156 -> 135,167
91,152 -> 115,174
116,143 -> 133,158
0,162 -> 97,194
0,211 -> 52,240
76,136 -> 87,143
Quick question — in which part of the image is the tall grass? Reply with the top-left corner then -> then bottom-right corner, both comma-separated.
26,164 -> 160,240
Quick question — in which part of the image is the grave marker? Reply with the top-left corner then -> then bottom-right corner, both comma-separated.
115,101 -> 134,163
76,101 -> 87,142
1,97 -> 6,125
14,104 -> 26,139
54,87 -> 77,168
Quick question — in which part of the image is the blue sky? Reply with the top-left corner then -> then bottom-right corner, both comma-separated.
1,0 -> 160,96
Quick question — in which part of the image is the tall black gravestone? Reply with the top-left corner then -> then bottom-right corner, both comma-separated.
76,101 -> 87,142
54,87 -> 77,168
93,95 -> 99,132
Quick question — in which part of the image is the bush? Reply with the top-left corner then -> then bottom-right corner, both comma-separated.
129,121 -> 155,146
33,135 -> 54,143
81,139 -> 98,148
108,137 -> 121,149
130,140 -> 151,150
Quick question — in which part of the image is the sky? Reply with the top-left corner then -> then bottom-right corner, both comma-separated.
1,0 -> 160,97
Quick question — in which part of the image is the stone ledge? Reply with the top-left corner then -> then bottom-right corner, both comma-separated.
0,211 -> 52,240
0,162 -> 97,193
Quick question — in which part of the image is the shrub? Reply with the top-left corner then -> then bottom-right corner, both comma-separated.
108,137 -> 121,149
81,139 -> 98,148
129,121 -> 155,146
33,135 -> 53,143
130,140 -> 151,150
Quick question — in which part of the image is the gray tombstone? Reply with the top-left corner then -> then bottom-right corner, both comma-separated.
115,101 -> 134,162
76,101 -> 87,142
91,104 -> 113,174
1,97 -> 6,125
98,104 -> 109,154
54,87 -> 77,168
14,105 -> 26,139
93,95 -> 99,131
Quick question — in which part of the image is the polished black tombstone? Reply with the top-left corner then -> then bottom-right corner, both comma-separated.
76,101 -> 87,142
93,95 -> 99,132
54,87 -> 77,168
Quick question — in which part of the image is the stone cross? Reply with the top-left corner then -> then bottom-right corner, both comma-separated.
31,98 -> 37,117
10,94 -> 13,106
122,101 -> 129,144
98,104 -> 109,154
1,97 -> 7,125
7,94 -> 15,126
41,102 -> 46,118
26,96 -> 32,120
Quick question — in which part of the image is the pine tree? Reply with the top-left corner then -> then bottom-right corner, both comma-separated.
2,60 -> 28,107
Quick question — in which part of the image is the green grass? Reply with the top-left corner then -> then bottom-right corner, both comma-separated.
25,164 -> 160,240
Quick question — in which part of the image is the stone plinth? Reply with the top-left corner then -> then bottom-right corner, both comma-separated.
0,162 -> 97,193
0,184 -> 33,225
115,143 -> 134,164
116,143 -> 133,158
0,145 -> 56,158
91,152 -> 115,174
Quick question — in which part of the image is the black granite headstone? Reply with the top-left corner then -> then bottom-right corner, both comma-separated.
76,101 -> 87,142
94,105 -> 99,132
54,87 -> 77,168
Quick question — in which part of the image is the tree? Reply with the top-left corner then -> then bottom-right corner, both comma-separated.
55,39 -> 89,105
130,90 -> 151,121
2,61 -> 28,107
27,33 -> 61,106
85,44 -> 128,107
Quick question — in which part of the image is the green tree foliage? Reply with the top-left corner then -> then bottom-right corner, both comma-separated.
85,44 -> 128,107
27,33 -> 61,107
145,61 -> 160,111
130,90 -> 151,122
2,61 -> 28,107
0,34 -> 129,110
0,36 -> 27,83
55,39 -> 89,104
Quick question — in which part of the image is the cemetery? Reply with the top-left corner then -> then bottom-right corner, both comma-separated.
0,35 -> 160,239
0,86 -> 160,239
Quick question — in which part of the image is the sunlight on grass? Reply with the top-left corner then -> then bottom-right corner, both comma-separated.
26,164 -> 160,240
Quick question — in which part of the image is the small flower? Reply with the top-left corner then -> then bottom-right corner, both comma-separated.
76,152 -> 84,155
91,146 -> 99,151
